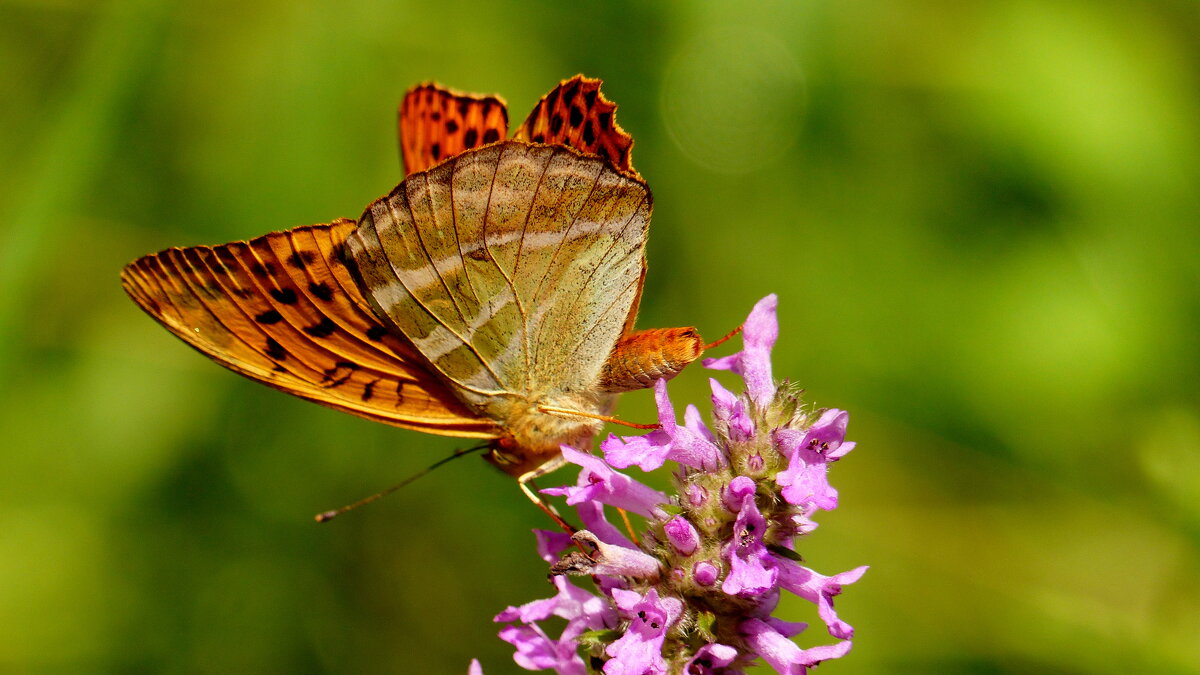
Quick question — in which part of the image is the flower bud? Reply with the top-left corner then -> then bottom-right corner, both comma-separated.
664,516 -> 700,556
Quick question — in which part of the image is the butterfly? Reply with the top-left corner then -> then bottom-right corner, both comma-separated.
121,76 -> 710,491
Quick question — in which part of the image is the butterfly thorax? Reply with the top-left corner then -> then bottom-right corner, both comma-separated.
484,391 -> 607,477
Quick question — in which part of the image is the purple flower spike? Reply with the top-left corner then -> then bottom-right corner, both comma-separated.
775,557 -> 868,639
775,409 -> 855,510
468,658 -> 483,675
541,447 -> 667,517
704,294 -> 779,406
721,491 -> 778,597
685,643 -> 739,674
740,618 -> 852,674
603,379 -> 724,472
604,588 -> 682,675
494,295 -> 865,673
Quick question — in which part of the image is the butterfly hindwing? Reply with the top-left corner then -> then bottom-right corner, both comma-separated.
513,75 -> 640,181
399,83 -> 509,176
345,141 -> 650,410
120,220 -> 500,438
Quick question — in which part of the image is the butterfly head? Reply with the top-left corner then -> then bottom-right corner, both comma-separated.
486,436 -> 552,478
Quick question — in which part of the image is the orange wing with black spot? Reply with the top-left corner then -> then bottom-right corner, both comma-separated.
398,83 -> 509,175
120,219 -> 501,438
513,75 -> 639,181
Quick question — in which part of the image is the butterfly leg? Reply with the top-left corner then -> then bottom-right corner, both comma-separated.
518,455 -> 577,534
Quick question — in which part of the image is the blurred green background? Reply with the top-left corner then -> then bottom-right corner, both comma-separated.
2,0 -> 1198,672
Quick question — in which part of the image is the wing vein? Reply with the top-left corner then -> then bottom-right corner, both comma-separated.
375,189 -> 508,396
551,191 -> 649,367
529,151 -> 606,372
447,161 -> 482,306
512,148 -> 555,379
478,145 -> 527,391
558,191 -> 648,328
410,172 -> 471,327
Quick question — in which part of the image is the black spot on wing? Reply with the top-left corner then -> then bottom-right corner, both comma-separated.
308,281 -> 333,301
321,361 -> 358,388
584,88 -> 597,108
288,250 -> 317,269
445,119 -> 459,133
463,129 -> 478,148
483,128 -> 500,144
598,111 -> 612,130
569,105 -> 583,128
303,318 -> 337,338
270,288 -> 297,304
255,310 -> 283,324
362,379 -> 378,402
366,325 -> 388,341
265,337 -> 287,360
562,79 -> 580,104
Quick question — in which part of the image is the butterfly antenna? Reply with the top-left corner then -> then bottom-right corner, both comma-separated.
315,443 -> 490,523
537,405 -> 660,430
703,323 -> 743,352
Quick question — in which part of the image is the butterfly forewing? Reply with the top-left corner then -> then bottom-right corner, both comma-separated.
399,83 -> 508,176
345,141 -> 650,411
120,220 -> 500,437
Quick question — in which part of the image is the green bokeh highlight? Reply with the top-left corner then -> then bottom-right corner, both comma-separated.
1,1 -> 1197,672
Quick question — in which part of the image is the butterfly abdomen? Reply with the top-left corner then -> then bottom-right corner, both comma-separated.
598,327 -> 704,394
